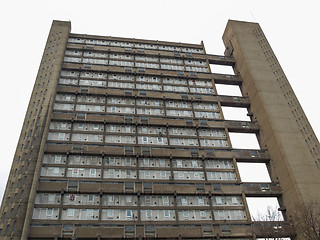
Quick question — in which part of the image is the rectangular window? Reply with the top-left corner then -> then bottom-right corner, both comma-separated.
211,172 -> 216,180
109,157 -> 115,165
178,171 -> 184,179
54,155 -> 62,164
182,197 -> 187,206
200,210 -> 206,218
164,210 -> 170,219
146,210 -> 151,220
159,159 -> 165,166
46,208 -> 53,219
232,197 -> 238,205
58,133 -> 65,140
142,136 -> 148,144
125,126 -> 131,132
107,209 -> 113,219
88,195 -> 94,202
108,195 -> 114,204
216,196 -> 222,205
53,167 -> 60,176
192,160 -> 198,168
183,210 -> 189,219
86,209 -> 93,219
90,169 -> 96,177
143,158 -> 149,166
177,160 -> 182,168
109,169 -> 114,178
126,196 -> 132,203
162,196 -> 169,206
145,196 -> 151,205
198,197 -> 204,206
48,194 -> 55,203
126,158 -> 131,166
67,209 -> 74,219
126,210 -> 132,220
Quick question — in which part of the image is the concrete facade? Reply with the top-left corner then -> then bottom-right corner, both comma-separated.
223,20 -> 320,239
0,19 -> 317,239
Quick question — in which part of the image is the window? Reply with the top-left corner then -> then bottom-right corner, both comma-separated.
143,158 -> 149,166
109,169 -> 114,178
183,211 -> 189,219
157,138 -> 163,145
142,127 -> 147,133
162,196 -> 169,206
107,209 -> 113,219
164,210 -> 170,219
87,209 -> 93,219
58,133 -> 65,140
109,157 -> 115,165
48,194 -> 55,203
161,171 -> 166,179
125,126 -> 131,132
126,158 -> 131,166
178,172 -> 184,179
54,155 -> 62,164
232,197 -> 238,205
216,196 -> 222,205
145,196 -> 151,205
159,159 -> 165,167
192,160 -> 198,168
126,210 -> 132,220
142,137 -> 148,144
88,195 -> 94,202
200,210 -> 206,218
177,160 -> 182,168
46,208 -> 53,219
53,168 -> 60,176
90,169 -> 96,177
181,197 -> 187,206
198,197 -> 204,206
211,172 -> 216,180
67,209 -> 74,219
72,168 -> 78,177
108,195 -> 114,204
126,196 -> 132,203
146,210 -> 151,220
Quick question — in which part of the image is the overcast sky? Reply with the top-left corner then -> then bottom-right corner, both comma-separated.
0,0 -> 319,216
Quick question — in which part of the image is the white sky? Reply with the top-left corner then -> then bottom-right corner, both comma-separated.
0,0 -> 319,218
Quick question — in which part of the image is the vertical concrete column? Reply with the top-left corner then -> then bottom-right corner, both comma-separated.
20,20 -> 71,240
222,20 -> 320,238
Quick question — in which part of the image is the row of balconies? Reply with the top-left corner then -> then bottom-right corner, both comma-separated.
61,62 -> 239,85
37,180 -> 280,196
44,143 -> 268,161
56,83 -> 249,107
32,208 -> 246,222
42,154 -> 235,169
34,193 -> 244,207
61,69 -> 215,87
51,113 -> 258,135
28,221 -> 295,239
